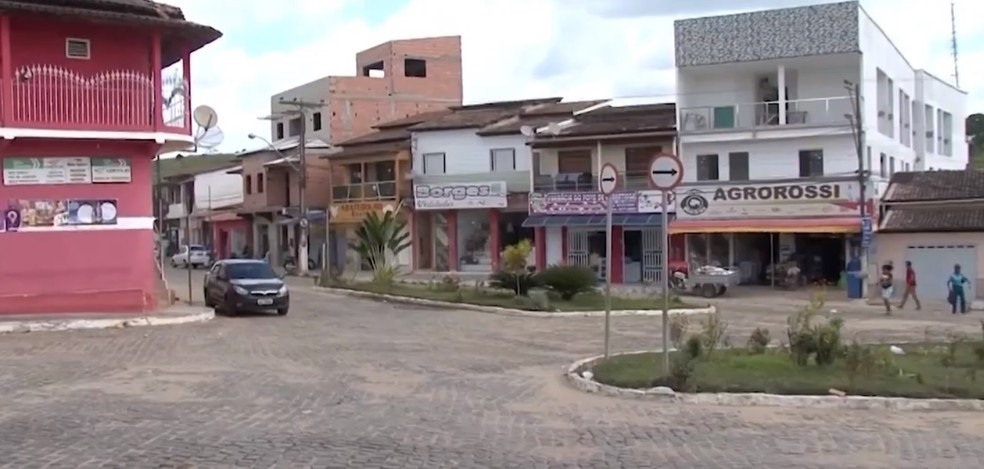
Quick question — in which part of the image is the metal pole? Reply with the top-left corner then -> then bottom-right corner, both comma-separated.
660,190 -> 670,374
604,194 -> 613,359
297,114 -> 309,275
850,82 -> 868,298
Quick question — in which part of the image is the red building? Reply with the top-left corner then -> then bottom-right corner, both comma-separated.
0,1 -> 220,314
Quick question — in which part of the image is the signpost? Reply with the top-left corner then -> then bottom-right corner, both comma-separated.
599,163 -> 618,359
860,217 -> 873,249
648,154 -> 684,374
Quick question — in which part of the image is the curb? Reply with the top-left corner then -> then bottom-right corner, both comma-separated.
0,310 -> 215,334
564,350 -> 984,412
312,286 -> 715,318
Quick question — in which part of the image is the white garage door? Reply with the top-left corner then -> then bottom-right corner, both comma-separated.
904,245 -> 977,301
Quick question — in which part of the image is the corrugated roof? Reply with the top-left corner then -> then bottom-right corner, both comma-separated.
336,127 -> 413,146
327,141 -> 408,159
880,205 -> 984,233
409,98 -> 563,132
154,153 -> 238,181
544,103 -> 677,137
884,170 -> 984,202
0,0 -> 221,65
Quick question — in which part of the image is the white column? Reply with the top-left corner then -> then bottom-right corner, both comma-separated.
777,64 -> 787,125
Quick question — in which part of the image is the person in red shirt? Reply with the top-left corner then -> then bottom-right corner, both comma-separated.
899,260 -> 921,310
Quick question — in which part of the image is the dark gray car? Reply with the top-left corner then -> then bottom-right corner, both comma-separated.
203,259 -> 289,316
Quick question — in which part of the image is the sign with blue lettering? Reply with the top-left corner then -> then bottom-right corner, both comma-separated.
860,217 -> 873,248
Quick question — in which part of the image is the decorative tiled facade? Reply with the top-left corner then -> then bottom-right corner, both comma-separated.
674,1 -> 860,67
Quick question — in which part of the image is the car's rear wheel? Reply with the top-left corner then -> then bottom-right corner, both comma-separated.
277,308 -> 289,316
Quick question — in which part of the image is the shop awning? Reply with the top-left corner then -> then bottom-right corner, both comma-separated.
522,213 -> 671,228
670,217 -> 861,234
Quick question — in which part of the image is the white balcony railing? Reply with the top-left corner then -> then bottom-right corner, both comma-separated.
679,97 -> 853,132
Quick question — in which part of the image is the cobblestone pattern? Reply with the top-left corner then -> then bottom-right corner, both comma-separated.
0,269 -> 980,468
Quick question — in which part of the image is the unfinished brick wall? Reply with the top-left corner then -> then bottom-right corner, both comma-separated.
330,36 -> 463,143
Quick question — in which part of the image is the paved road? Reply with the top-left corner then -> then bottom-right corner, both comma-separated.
0,269 -> 982,468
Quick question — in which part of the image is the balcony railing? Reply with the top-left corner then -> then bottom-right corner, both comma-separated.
6,64 -> 189,133
679,97 -> 852,133
532,171 -> 650,192
332,181 -> 398,202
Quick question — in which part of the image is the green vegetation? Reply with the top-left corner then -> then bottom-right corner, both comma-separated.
591,299 -> 984,399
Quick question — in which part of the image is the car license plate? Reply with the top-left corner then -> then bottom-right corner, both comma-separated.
257,298 -> 274,306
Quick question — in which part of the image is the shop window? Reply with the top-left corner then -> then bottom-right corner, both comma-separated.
457,211 -> 491,271
245,175 -> 252,194
696,154 -> 719,181
557,150 -> 592,173
728,152 -> 749,181
798,149 -> 824,177
687,233 -> 731,268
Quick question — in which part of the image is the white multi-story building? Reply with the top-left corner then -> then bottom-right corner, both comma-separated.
670,1 -> 966,294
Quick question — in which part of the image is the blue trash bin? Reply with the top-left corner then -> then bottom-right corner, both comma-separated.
845,257 -> 863,299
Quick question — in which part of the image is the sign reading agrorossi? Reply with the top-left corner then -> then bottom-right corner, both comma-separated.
414,181 -> 508,210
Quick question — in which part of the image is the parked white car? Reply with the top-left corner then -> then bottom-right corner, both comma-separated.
171,245 -> 211,268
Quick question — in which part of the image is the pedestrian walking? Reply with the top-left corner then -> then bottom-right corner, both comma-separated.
947,264 -> 970,314
898,260 -> 921,310
879,262 -> 894,315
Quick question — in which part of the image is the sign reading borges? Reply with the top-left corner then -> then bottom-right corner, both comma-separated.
676,180 -> 861,219
413,181 -> 507,210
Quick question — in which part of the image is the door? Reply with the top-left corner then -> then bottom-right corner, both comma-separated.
905,244 -> 977,301
642,228 -> 664,284
206,263 -> 225,303
417,212 -> 433,270
567,229 -> 592,275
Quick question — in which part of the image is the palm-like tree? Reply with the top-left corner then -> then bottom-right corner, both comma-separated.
350,203 -> 411,281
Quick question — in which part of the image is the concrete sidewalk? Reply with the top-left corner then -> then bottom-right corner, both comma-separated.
0,304 -> 214,334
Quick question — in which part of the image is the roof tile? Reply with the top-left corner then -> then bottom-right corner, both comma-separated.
880,205 -> 984,232
537,103 -> 677,138
884,170 -> 984,201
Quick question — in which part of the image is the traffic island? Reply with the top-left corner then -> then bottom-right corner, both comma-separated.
0,304 -> 214,334
565,312 -> 984,411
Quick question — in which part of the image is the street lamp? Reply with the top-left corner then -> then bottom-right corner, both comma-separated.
248,133 -> 309,275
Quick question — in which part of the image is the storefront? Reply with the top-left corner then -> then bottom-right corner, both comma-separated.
669,179 -> 866,288
328,201 -> 405,272
522,190 -> 682,284
412,181 -> 527,272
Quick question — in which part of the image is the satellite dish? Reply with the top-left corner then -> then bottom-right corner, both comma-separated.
193,105 -> 219,129
519,125 -> 534,137
194,125 -> 225,150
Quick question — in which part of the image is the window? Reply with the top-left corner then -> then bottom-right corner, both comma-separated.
879,153 -> 887,178
257,173 -> 265,193
728,152 -> 749,181
288,117 -> 302,136
404,58 -> 427,77
889,156 -> 895,175
624,146 -> 662,177
423,153 -> 446,174
696,154 -> 719,181
490,148 -> 516,172
65,38 -> 90,59
312,112 -> 323,131
797,149 -> 824,177
276,123 -> 284,140
557,150 -> 592,173
245,175 -> 252,194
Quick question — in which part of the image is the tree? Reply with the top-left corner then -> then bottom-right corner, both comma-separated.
349,204 -> 411,284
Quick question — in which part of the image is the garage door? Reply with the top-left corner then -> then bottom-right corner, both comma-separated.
904,245 -> 977,301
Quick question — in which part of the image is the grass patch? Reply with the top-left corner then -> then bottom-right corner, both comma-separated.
591,343 -> 984,399
325,280 -> 692,312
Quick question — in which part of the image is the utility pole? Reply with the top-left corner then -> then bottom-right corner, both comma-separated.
845,80 -> 868,297
274,97 -> 324,276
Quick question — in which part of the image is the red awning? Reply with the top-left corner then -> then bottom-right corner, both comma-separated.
670,217 -> 861,234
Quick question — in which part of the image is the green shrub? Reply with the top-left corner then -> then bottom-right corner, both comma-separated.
843,340 -> 877,389
488,270 -> 540,296
698,312 -> 728,355
747,327 -> 771,354
538,265 -> 596,300
668,314 -> 690,350
786,304 -> 844,367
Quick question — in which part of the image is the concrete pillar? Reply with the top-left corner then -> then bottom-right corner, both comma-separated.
489,209 -> 500,271
777,64 -> 787,125
534,227 -> 546,271
560,227 -> 568,265
446,210 -> 458,272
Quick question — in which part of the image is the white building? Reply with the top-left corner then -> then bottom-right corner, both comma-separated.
408,99 -> 596,273
670,1 -> 966,294
189,166 -> 247,258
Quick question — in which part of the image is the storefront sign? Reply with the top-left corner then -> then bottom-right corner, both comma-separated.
636,191 -> 677,213
414,181 -> 507,210
3,198 -> 119,231
91,158 -> 132,183
530,192 -> 639,215
675,181 -> 861,219
2,157 -> 131,185
329,201 -> 396,224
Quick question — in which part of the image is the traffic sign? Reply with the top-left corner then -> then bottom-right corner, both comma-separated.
860,217 -> 873,248
599,163 -> 618,195
648,154 -> 683,190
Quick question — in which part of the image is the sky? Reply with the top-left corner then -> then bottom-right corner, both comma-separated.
164,0 -> 984,153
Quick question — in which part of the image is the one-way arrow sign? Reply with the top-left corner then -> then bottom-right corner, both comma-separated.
648,154 -> 683,190
599,163 -> 618,195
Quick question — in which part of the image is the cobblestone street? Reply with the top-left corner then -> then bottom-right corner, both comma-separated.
1,270 -> 982,468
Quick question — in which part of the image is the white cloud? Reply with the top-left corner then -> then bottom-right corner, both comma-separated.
164,0 -> 984,153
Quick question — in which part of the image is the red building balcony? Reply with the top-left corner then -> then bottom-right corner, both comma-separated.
4,63 -> 190,134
